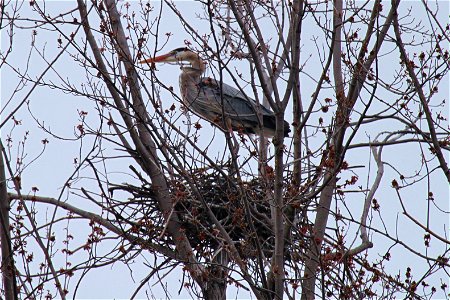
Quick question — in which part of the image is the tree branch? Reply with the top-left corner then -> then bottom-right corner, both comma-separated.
392,5 -> 450,183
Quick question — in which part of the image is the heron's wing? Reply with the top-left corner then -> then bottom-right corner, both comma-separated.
188,77 -> 290,137
210,79 -> 291,137
198,77 -> 272,119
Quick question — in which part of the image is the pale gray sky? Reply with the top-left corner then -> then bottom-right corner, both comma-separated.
1,0 -> 449,299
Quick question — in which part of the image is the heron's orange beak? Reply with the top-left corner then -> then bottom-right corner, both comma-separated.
139,53 -> 173,65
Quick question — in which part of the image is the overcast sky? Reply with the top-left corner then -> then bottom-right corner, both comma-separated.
1,0 -> 449,299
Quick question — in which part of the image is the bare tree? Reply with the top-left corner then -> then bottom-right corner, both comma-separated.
1,0 -> 449,299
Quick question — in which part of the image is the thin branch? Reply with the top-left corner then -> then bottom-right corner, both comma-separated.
392,5 -> 450,183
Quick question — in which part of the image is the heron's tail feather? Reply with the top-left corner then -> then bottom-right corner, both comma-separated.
262,115 -> 291,137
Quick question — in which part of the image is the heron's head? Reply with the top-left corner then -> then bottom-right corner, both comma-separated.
140,47 -> 199,65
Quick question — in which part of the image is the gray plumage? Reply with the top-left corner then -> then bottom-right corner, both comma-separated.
141,48 -> 290,137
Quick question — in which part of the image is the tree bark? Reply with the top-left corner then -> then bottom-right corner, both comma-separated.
0,144 -> 17,300
203,284 -> 226,300
202,272 -> 227,300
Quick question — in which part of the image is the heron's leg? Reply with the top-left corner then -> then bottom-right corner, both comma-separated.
231,133 -> 239,156
225,118 -> 240,156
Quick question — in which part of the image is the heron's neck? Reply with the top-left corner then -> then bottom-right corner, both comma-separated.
179,56 -> 205,97
190,56 -> 205,73
179,65 -> 204,84
179,65 -> 203,108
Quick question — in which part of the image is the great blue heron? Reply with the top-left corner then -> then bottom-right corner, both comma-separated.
140,47 -> 290,137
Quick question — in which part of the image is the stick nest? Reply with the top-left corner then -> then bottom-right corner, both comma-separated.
110,167 -> 277,259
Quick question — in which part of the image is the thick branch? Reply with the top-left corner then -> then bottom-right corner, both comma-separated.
78,0 -> 205,285
1,147 -> 66,299
8,193 -> 177,259
301,1 -> 399,299
0,145 -> 17,300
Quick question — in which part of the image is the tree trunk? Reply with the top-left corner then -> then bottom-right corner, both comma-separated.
202,280 -> 227,300
202,259 -> 228,300
0,147 -> 16,300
